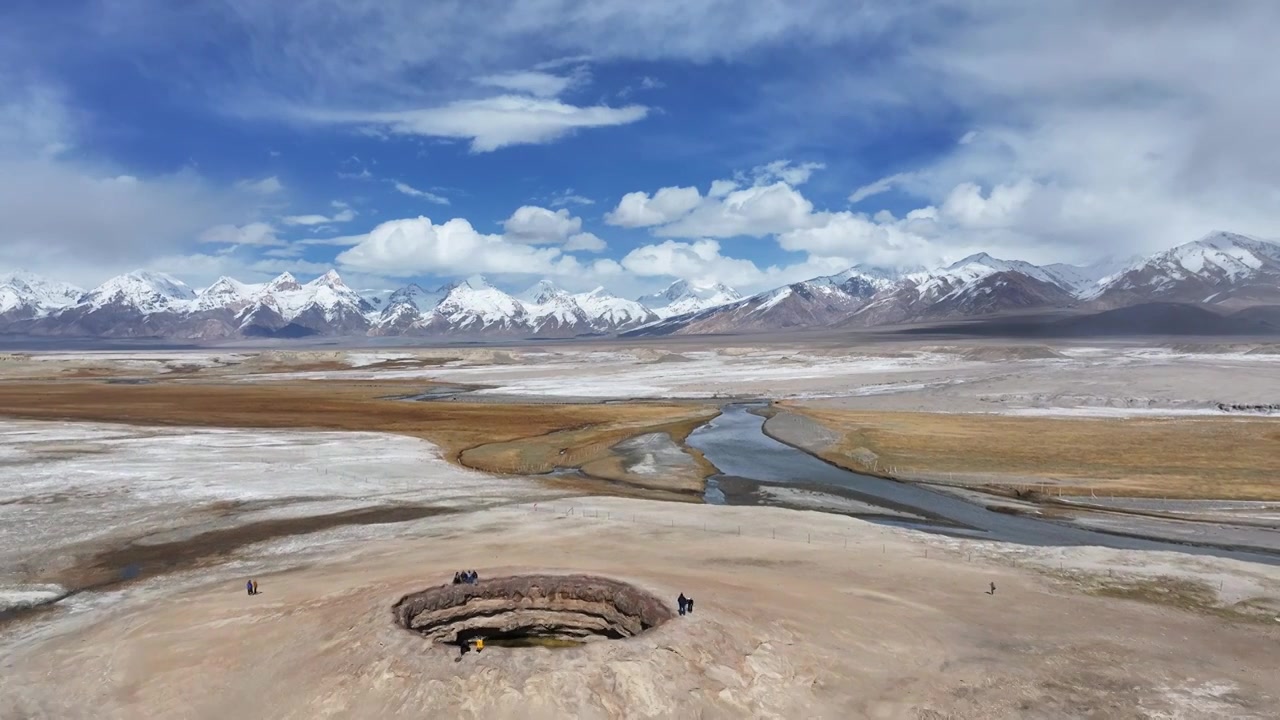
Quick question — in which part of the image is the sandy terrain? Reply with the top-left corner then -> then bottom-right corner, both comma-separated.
3,343 -> 1279,718
3,497 -> 1279,719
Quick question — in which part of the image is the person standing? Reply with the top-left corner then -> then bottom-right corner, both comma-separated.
686,596 -> 694,614
246,580 -> 254,596
252,580 -> 259,595
677,593 -> 687,616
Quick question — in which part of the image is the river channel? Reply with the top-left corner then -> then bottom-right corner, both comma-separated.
685,404 -> 1280,566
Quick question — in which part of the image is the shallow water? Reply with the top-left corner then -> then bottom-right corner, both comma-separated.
687,404 -> 1280,565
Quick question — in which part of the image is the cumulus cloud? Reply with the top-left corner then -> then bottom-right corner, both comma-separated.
605,186 -> 702,228
393,181 -> 450,205
620,238 -> 854,292
335,216 -> 613,278
502,205 -> 606,253
655,182 -> 816,239
299,96 -> 648,152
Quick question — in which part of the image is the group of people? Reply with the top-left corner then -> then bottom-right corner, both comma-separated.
245,579 -> 259,596
452,570 -> 480,584
677,593 -> 695,615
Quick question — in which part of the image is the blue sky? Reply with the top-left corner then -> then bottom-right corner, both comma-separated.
2,1 -> 1279,297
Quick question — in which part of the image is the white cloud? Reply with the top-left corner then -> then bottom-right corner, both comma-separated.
282,205 -> 356,226
605,186 -> 702,228
335,216 -> 601,278
476,69 -> 584,98
563,232 -> 606,252
502,205 -> 607,253
199,222 -> 283,247
608,163 -> 822,240
655,181 -> 816,239
393,181 -> 449,205
548,189 -> 594,207
300,95 -> 648,152
745,160 -> 825,186
234,176 -> 284,195
619,238 -> 854,293
778,211 -> 943,269
848,172 -> 910,204
503,206 -> 580,241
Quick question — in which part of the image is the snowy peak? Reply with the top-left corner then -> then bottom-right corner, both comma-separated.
307,269 -> 349,289
460,274 -> 494,290
0,271 -> 84,317
81,270 -> 195,313
1089,232 -> 1280,308
571,287 -> 656,331
638,280 -> 743,318
385,283 -> 445,313
428,280 -> 528,332
265,272 -> 302,293
519,279 -> 570,305
192,276 -> 260,312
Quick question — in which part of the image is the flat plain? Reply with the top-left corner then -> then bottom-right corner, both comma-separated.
1,338 -> 1278,719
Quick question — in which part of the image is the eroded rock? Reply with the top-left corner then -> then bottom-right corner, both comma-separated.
392,574 -> 673,645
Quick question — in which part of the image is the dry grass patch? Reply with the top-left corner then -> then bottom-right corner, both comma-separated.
0,382 -> 717,479
778,403 -> 1280,500
1058,573 -> 1280,624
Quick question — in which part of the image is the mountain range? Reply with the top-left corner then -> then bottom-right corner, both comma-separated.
2,231 -> 1278,341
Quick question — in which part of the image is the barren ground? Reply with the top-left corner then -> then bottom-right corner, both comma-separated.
2,343 -> 1279,718
3,499 -> 1278,719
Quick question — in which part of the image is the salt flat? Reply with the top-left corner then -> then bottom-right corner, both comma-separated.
9,340 -> 1277,415
0,419 -> 554,615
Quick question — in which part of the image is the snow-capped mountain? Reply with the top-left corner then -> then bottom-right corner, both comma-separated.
5,231 -> 1278,341
80,270 -> 195,313
627,268 -> 894,336
419,276 -> 531,335
370,283 -> 449,334
843,253 -> 1076,327
519,280 -> 592,335
192,277 -> 261,312
573,287 -> 657,330
1041,256 -> 1139,295
0,271 -> 84,321
637,280 -> 742,318
1087,232 -> 1280,309
231,270 -> 376,337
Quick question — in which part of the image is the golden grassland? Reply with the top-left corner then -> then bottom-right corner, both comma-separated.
778,403 -> 1280,500
0,381 -> 718,490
